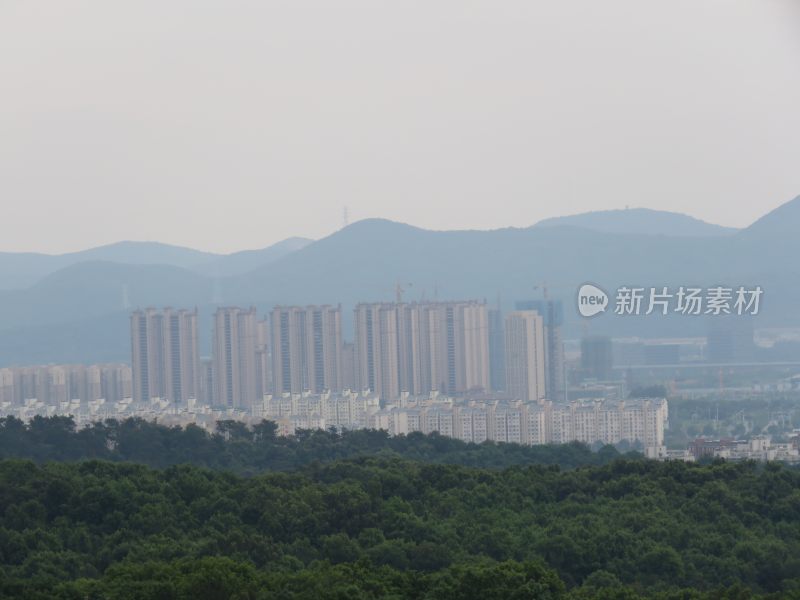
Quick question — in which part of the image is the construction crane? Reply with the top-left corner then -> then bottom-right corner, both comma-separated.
533,283 -> 550,300
532,281 -> 590,337
395,281 -> 413,303
532,281 -> 576,301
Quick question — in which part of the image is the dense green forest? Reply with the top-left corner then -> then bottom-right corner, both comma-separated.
3,457 -> 800,598
3,417 -> 800,598
0,416 -> 631,472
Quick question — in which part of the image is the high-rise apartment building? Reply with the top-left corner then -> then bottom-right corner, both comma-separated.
198,358 -> 214,406
354,301 -> 490,400
212,307 -> 262,410
515,299 -> 565,401
488,308 -> 506,392
504,310 -> 546,402
131,308 -> 199,404
354,303 -> 401,400
163,308 -> 200,404
341,342 -> 356,391
433,301 -> 490,395
255,317 -> 271,400
131,308 -> 162,404
270,305 -> 343,394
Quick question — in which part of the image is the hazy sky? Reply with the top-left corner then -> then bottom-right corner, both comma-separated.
2,1 -> 799,254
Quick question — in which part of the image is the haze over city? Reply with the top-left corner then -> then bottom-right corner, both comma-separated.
5,3 -> 800,597
2,0 -> 800,253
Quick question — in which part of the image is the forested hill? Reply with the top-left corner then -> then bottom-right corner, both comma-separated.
0,416 -> 629,473
4,416 -> 800,599
2,457 -> 800,598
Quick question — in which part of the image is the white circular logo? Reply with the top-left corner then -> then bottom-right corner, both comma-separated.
577,283 -> 609,317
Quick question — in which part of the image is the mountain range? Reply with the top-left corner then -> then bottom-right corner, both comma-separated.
533,208 -> 738,237
0,237 -> 313,290
0,200 -> 797,366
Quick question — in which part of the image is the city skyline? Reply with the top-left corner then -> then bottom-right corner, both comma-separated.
122,300 -> 542,409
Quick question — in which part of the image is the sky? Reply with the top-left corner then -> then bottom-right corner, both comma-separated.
1,0 -> 799,254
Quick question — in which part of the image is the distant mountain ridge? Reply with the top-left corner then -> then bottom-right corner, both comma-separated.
739,195 -> 800,238
0,237 -> 313,290
0,208 -> 731,291
533,208 -> 738,237
0,198 -> 797,366
192,237 -> 313,277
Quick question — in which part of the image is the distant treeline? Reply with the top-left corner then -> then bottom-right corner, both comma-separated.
2,457 -> 800,598
0,416 -> 631,473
